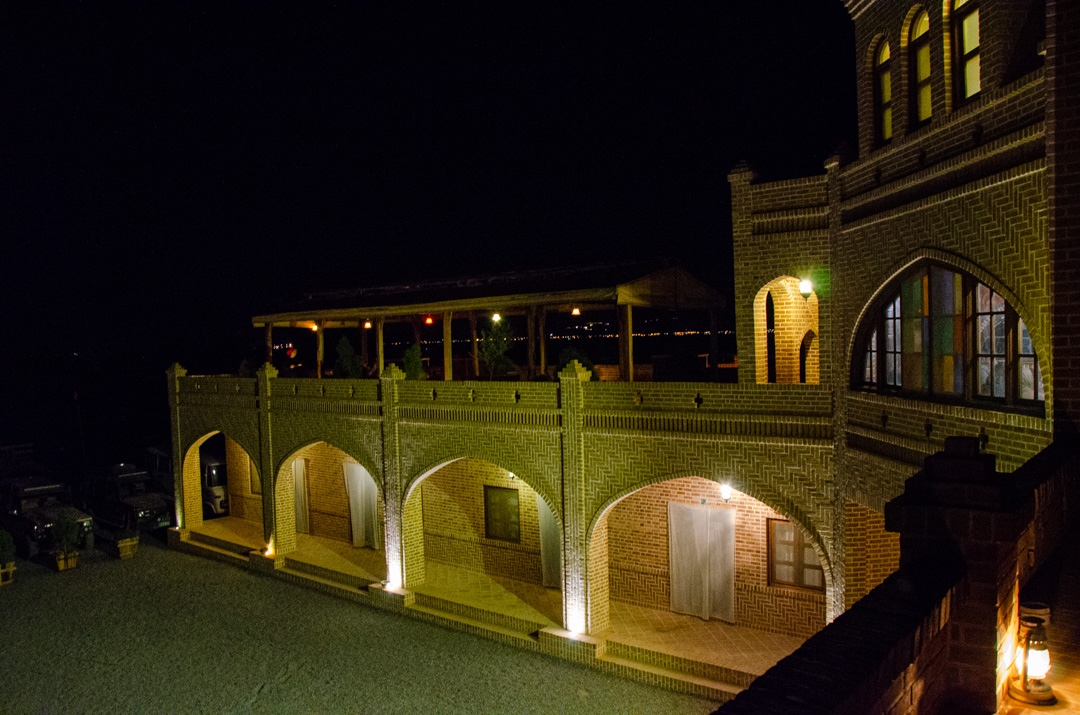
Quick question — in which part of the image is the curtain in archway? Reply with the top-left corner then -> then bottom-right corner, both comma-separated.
344,463 -> 380,549
668,502 -> 734,621
293,458 -> 309,534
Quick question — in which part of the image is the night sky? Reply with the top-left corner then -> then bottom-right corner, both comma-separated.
1,1 -> 855,471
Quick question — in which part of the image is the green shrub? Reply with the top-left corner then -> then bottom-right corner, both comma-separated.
53,508 -> 81,557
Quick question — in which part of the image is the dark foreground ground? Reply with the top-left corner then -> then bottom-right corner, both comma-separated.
0,537 -> 715,714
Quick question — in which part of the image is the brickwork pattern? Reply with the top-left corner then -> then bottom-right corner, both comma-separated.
420,459 -> 544,585
752,277 -> 819,385
225,436 -> 262,525
843,500 -> 900,608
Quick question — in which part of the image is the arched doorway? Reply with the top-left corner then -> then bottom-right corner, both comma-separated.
586,476 -> 826,677
179,431 -> 258,531
400,458 -> 563,628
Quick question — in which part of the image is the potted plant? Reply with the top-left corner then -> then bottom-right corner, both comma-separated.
0,528 -> 14,585
114,527 -> 139,560
53,507 -> 81,571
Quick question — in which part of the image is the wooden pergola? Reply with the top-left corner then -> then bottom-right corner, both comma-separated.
252,261 -> 724,381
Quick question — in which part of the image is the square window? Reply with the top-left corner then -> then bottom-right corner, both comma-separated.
484,485 -> 520,543
768,518 -> 824,591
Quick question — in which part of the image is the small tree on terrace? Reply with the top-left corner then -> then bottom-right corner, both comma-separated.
402,344 -> 429,381
335,336 -> 366,379
478,319 -> 515,379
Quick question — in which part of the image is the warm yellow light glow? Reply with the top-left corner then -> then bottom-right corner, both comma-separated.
799,279 -> 813,297
720,484 -> 733,502
492,313 -> 501,323
571,307 -> 581,316
1027,646 -> 1051,680
425,316 -> 434,325
310,324 -> 319,332
363,321 -> 372,329
567,612 -> 586,635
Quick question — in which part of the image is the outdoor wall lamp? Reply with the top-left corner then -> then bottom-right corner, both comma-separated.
424,316 -> 434,325
720,484 -> 732,502
310,324 -> 319,332
363,321 -> 372,329
571,307 -> 581,316
1010,616 -> 1055,705
799,279 -> 813,298
492,313 -> 502,323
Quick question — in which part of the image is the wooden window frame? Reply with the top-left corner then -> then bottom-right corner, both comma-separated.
875,41 -> 893,146
909,10 -> 933,127
483,485 -> 520,543
767,518 -> 825,592
953,0 -> 981,102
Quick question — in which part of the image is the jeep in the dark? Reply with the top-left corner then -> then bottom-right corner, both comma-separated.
84,463 -> 172,532
0,477 -> 94,558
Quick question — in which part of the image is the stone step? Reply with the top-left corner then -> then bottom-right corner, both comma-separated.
411,591 -> 550,636
281,558 -> 374,590
603,639 -> 757,689
187,530 -> 253,556
277,566 -> 372,604
182,538 -> 249,565
405,603 -> 541,650
595,652 -> 742,703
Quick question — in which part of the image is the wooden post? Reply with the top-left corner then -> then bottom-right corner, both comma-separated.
618,304 -> 634,382
539,307 -> 548,378
469,313 -> 480,378
376,317 -> 385,376
527,306 -> 536,380
316,323 -> 324,379
360,325 -> 369,369
265,324 -> 273,365
443,311 -> 453,381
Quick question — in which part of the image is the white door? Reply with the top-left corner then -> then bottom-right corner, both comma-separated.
668,502 -> 735,621
344,463 -> 379,549
537,494 -> 562,589
293,458 -> 309,534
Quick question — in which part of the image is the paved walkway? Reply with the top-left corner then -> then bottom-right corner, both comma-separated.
0,537 -> 715,714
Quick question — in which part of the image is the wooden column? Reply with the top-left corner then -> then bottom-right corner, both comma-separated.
709,309 -> 719,370
618,304 -> 634,382
527,306 -> 536,380
316,323 -> 324,379
360,325 -> 369,369
538,307 -> 548,378
443,311 -> 453,381
264,324 -> 273,365
376,317 -> 385,376
411,317 -> 422,347
469,313 -> 480,378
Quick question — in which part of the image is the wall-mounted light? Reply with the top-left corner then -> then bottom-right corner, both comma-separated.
1010,616 -> 1055,705
720,484 -> 732,502
425,316 -> 434,325
492,313 -> 502,323
363,321 -> 372,329
310,324 -> 319,332
799,279 -> 813,298
571,307 -> 581,316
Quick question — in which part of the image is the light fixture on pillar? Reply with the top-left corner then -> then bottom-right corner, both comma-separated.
310,323 -> 319,332
492,313 -> 502,323
571,307 -> 581,316
1010,616 -> 1055,705
799,279 -> 813,298
425,316 -> 434,325
720,483 -> 732,502
363,320 -> 372,329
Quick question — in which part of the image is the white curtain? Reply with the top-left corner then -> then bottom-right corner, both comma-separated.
668,502 -> 735,621
293,458 -> 309,534
344,463 -> 380,549
537,494 -> 562,589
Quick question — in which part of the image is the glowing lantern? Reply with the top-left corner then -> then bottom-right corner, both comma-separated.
571,307 -> 581,316
425,316 -> 434,325
799,279 -> 813,297
1010,617 -> 1055,705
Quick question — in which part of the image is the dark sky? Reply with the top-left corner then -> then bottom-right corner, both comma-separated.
0,1 -> 855,464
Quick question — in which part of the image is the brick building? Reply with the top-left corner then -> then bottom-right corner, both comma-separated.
166,0 -> 1073,703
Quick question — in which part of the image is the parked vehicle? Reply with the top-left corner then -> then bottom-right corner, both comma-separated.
145,446 -> 227,519
0,477 -> 94,558
84,463 -> 172,532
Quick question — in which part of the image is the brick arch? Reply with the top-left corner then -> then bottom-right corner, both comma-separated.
273,439 -> 381,493
272,439 -> 381,555
900,4 -> 929,51
400,455 -> 564,595
177,430 -> 256,531
272,428 -> 381,489
753,276 -> 819,384
800,330 -> 819,384
583,472 -> 834,636
847,248 -> 1047,388
178,418 -> 260,472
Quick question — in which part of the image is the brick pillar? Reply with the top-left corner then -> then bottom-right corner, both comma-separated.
1048,0 -> 1080,436
257,363 -> 279,549
559,360 -> 590,633
885,437 -> 1021,713
728,162 -> 756,385
380,364 -> 406,589
166,363 -> 188,530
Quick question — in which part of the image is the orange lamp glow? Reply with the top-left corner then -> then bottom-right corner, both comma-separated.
571,307 -> 581,316
425,316 -> 434,325
363,321 -> 372,329
310,324 -> 319,332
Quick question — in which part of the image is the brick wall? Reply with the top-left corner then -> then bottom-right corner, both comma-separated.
606,477 -> 825,638
225,436 -> 262,525
752,277 -> 820,384
843,499 -> 900,608
287,442 -> 356,544
419,458 -> 545,585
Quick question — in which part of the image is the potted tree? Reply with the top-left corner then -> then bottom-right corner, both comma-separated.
0,528 -> 14,585
113,527 -> 139,560
53,507 -> 81,571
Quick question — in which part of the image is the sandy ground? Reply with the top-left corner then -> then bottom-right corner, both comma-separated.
0,537 -> 716,714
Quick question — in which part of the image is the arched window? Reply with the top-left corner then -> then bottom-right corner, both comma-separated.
799,331 -> 817,384
856,262 -> 1043,410
909,10 -> 932,125
875,41 -> 893,144
766,292 -> 777,383
953,0 -> 980,101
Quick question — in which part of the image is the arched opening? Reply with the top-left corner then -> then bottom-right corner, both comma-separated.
271,441 -> 386,584
799,330 -> 818,384
754,277 -> 819,384
585,477 -> 827,678
179,432 -> 256,530
400,458 -> 563,629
